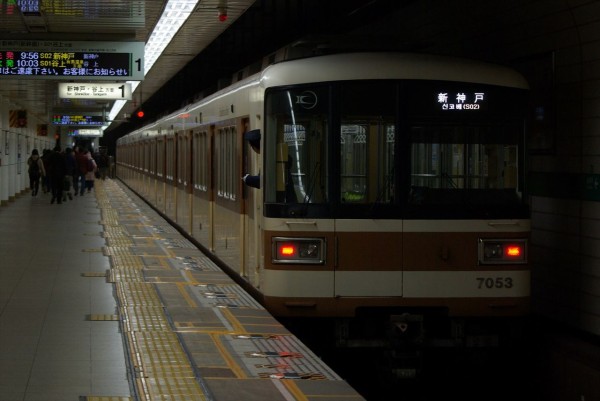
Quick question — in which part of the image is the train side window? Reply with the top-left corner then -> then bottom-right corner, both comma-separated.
193,131 -> 208,191
157,139 -> 164,178
177,133 -> 187,185
166,137 -> 175,182
216,126 -> 237,201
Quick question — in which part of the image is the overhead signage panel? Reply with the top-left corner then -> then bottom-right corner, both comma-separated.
0,41 -> 144,80
52,115 -> 104,126
69,129 -> 102,137
58,82 -> 132,100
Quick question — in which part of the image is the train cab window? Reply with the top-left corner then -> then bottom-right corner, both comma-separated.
339,82 -> 396,204
408,124 -> 524,215
265,87 -> 329,207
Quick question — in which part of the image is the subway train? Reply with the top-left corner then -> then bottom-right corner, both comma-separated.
116,52 -> 530,348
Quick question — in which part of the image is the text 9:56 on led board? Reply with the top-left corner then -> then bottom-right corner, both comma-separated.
0,41 -> 144,80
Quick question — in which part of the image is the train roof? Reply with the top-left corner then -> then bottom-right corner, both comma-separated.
117,52 -> 528,143
260,52 -> 529,90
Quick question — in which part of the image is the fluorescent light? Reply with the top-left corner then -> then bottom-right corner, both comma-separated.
104,0 -> 199,129
146,0 -> 198,73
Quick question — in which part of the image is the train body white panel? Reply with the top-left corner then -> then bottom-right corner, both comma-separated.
403,270 -> 531,298
263,270 -> 334,297
334,271 -> 403,297
261,270 -> 529,299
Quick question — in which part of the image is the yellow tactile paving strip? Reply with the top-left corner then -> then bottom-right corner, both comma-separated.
95,179 -> 365,401
96,182 -> 208,401
108,268 -> 144,283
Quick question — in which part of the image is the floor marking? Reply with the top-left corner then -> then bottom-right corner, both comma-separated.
81,272 -> 108,277
88,314 -> 120,321
210,333 -> 247,379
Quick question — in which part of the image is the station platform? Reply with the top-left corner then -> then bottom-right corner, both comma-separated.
0,179 -> 365,401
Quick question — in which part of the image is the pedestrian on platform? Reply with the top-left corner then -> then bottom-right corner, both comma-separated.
108,155 -> 115,178
47,146 -> 66,204
95,150 -> 109,180
84,151 -> 97,193
75,148 -> 90,196
27,149 -> 46,196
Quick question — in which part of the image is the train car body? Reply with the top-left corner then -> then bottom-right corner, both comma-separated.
117,52 -> 530,345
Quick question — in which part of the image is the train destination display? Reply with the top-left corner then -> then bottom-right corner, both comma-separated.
0,41 -> 144,80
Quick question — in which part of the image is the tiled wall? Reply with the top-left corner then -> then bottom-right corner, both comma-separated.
0,99 -> 54,205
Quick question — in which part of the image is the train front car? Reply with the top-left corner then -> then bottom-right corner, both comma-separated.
259,53 -> 530,346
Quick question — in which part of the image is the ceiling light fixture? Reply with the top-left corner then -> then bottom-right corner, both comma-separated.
105,0 -> 199,127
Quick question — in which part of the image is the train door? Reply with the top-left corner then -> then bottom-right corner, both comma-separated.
333,81 -> 403,298
213,122 -> 242,272
241,118 -> 261,287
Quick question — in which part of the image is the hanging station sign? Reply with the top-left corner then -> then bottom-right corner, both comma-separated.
68,129 -> 102,137
58,82 -> 133,100
0,41 -> 144,80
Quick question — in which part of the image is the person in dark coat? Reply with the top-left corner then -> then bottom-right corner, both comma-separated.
27,149 -> 46,196
47,146 -> 67,204
94,151 -> 109,180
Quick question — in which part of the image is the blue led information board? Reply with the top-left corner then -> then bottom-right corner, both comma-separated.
52,115 -> 104,126
0,41 -> 144,80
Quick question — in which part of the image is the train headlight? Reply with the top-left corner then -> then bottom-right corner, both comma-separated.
478,239 -> 527,265
272,237 -> 325,264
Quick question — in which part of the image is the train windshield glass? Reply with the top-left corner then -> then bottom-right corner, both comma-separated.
339,82 -> 396,204
408,124 -> 523,207
264,86 -> 329,205
265,81 -> 527,218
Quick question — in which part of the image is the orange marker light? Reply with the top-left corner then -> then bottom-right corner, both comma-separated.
506,245 -> 522,257
279,244 -> 296,257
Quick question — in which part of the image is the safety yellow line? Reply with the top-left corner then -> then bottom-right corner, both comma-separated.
282,380 -> 309,401
183,269 -> 198,284
176,282 -> 198,307
220,308 -> 247,334
210,333 -> 247,379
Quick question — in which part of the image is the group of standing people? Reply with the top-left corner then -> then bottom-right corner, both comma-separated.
26,145 -> 103,204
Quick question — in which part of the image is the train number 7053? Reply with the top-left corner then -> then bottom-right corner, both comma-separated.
476,277 -> 514,289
